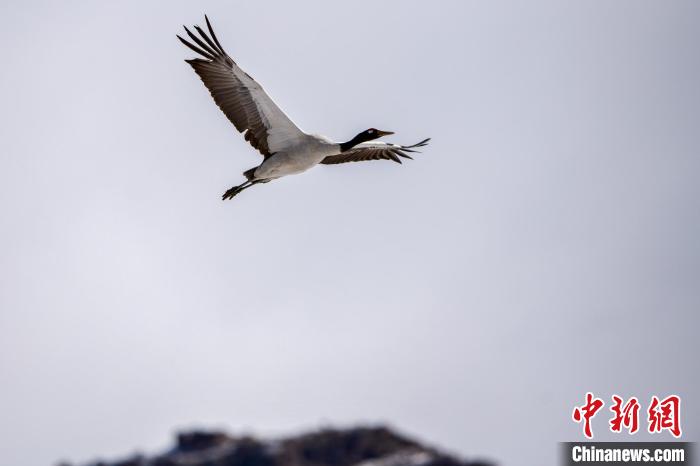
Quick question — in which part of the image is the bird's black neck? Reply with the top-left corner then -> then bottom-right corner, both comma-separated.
340,133 -> 370,152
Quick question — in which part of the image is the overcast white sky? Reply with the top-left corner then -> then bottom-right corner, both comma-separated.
1,1 -> 698,465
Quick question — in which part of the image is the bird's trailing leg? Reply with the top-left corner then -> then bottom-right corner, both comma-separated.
221,179 -> 266,200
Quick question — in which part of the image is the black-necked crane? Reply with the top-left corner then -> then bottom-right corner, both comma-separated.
178,16 -> 430,200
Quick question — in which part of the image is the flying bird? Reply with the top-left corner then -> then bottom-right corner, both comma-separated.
178,16 -> 430,200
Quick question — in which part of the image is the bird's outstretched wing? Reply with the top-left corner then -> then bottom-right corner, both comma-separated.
178,16 -> 305,158
320,138 -> 430,165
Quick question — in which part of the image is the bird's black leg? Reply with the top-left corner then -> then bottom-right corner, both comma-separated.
222,181 -> 251,200
222,179 -> 264,200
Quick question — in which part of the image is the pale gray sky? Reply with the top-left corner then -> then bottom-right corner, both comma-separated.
1,1 -> 698,465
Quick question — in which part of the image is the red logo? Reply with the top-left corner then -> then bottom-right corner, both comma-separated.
572,393 -> 682,439
572,392 -> 604,439
609,395 -> 640,434
648,395 -> 682,438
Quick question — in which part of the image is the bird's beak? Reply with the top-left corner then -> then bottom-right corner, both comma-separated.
376,130 -> 394,137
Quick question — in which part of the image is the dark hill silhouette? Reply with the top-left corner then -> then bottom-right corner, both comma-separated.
63,426 -> 493,466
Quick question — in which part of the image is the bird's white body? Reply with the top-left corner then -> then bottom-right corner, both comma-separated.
253,134 -> 339,179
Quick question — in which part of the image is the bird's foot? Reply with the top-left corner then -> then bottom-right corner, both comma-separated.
222,185 -> 243,200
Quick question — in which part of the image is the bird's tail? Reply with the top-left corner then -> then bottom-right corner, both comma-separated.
243,167 -> 257,181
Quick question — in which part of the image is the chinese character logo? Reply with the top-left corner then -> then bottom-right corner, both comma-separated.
572,392 -> 604,439
648,395 -> 682,438
609,395 -> 640,434
572,393 -> 682,438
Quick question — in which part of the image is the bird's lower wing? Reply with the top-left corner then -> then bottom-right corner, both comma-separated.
320,138 -> 430,165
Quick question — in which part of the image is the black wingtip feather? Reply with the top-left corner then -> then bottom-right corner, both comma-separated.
194,24 -> 223,56
184,25 -> 218,58
388,152 -> 402,163
178,33 -> 215,60
403,138 -> 431,149
205,15 -> 226,55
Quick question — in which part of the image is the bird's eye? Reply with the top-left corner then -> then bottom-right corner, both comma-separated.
368,129 -> 374,133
